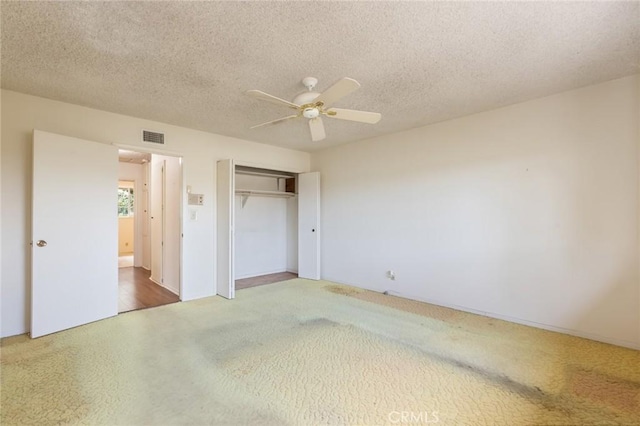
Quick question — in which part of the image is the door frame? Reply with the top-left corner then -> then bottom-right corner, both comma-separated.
116,144 -> 184,299
216,159 -> 235,299
217,159 -> 318,298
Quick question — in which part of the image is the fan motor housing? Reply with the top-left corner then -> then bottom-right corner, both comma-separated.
293,91 -> 320,105
302,107 -> 320,119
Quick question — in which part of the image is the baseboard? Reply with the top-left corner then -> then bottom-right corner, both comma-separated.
149,276 -> 180,297
321,276 -> 640,351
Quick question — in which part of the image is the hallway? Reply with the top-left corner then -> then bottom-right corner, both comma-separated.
118,267 -> 179,313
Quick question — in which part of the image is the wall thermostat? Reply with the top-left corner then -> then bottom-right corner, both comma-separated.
188,194 -> 204,205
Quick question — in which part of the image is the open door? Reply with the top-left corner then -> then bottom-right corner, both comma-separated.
150,158 -> 165,285
216,159 -> 235,299
31,130 -> 118,338
162,156 -> 182,295
298,172 -> 321,280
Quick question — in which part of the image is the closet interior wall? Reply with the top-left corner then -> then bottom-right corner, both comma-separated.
234,167 -> 298,280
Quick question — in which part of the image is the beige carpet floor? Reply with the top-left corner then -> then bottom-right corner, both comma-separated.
1,279 -> 639,425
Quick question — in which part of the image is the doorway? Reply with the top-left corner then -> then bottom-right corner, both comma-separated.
31,131 -> 186,338
117,149 -> 181,313
118,180 -> 135,267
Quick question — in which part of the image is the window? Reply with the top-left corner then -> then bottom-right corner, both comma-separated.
118,187 -> 134,217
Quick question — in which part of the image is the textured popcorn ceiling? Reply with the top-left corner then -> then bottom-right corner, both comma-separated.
2,2 -> 639,152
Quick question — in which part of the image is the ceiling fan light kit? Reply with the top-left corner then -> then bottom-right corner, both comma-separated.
247,77 -> 382,142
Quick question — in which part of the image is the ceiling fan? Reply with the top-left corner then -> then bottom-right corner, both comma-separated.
247,77 -> 381,142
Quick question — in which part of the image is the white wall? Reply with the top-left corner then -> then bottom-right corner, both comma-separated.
0,90 -> 310,338
312,75 -> 640,349
234,174 -> 288,279
117,217 -> 134,255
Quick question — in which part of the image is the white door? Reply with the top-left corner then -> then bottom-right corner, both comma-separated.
298,172 -> 321,280
216,159 -> 235,299
162,156 -> 182,295
31,130 -> 118,338
141,162 -> 151,269
150,157 -> 165,285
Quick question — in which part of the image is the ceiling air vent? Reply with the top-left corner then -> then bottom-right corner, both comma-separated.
142,130 -> 165,145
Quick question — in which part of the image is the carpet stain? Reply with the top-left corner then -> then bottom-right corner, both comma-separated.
323,280 -> 640,422
2,279 -> 639,425
569,367 -> 640,413
324,283 -> 462,323
0,333 -> 53,363
325,284 -> 362,296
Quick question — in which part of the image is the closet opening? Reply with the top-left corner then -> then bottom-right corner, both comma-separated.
217,159 -> 319,299
234,165 -> 299,291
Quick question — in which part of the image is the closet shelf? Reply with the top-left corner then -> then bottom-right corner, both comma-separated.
235,189 -> 296,198
235,169 -> 294,179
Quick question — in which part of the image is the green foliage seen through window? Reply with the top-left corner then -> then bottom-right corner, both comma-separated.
118,187 -> 134,217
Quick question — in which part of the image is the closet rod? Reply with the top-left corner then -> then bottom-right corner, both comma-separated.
235,189 -> 296,198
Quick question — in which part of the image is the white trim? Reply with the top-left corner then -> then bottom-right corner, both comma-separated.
322,276 -> 640,350
149,277 -> 180,297
114,143 -> 182,158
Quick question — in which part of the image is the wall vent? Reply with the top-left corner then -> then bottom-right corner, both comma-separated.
142,130 -> 165,144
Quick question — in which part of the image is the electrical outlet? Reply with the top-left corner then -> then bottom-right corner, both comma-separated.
386,270 -> 396,281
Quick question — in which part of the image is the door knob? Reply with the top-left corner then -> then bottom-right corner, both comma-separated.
36,240 -> 47,247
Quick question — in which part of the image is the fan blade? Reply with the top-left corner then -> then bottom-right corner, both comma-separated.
246,90 -> 299,110
308,117 -> 326,141
313,78 -> 361,108
250,115 -> 298,129
326,108 -> 381,124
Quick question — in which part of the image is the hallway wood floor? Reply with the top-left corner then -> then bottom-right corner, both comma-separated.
118,267 -> 179,313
